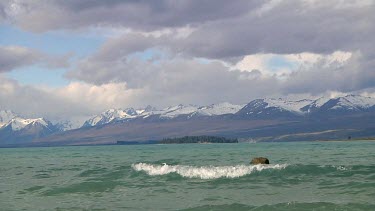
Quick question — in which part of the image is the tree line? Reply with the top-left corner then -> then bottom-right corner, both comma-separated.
159,136 -> 238,144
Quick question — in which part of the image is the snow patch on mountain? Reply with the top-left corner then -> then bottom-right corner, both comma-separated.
264,98 -> 314,113
193,102 -> 245,116
300,96 -> 332,113
83,108 -> 146,127
54,119 -> 86,131
158,105 -> 199,118
82,103 -> 246,126
4,117 -> 49,131
4,94 -> 375,131
332,95 -> 375,110
0,110 -> 59,132
0,110 -> 19,127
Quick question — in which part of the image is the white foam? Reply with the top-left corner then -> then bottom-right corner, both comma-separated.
331,165 -> 350,171
132,163 -> 288,179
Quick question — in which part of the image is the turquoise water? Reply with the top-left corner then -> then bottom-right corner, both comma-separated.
1,141 -> 375,210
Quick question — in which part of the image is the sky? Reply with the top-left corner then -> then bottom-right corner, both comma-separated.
0,0 -> 375,122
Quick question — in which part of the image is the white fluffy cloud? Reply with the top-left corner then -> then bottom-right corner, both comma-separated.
53,82 -> 141,110
0,76 -> 140,120
235,51 -> 353,77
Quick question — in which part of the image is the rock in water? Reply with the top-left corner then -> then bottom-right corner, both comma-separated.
250,157 -> 269,164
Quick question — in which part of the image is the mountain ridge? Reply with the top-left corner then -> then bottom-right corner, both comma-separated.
2,94 -> 375,146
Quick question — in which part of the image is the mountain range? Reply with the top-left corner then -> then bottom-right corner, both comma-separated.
2,94 -> 375,146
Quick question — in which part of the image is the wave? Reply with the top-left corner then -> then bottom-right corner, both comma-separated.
131,163 -> 288,179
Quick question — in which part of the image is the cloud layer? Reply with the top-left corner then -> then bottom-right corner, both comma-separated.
1,0 -> 264,32
1,0 -> 375,120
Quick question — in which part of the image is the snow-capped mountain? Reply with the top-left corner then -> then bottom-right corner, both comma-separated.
265,98 -> 314,113
0,110 -> 58,133
158,104 -> 200,119
81,95 -> 375,127
3,94 -> 375,131
4,117 -> 51,131
0,110 -> 18,127
54,119 -> 86,131
81,105 -> 200,127
81,103 -> 245,127
0,111 -> 59,144
236,98 -> 314,118
134,105 -> 157,118
3,94 -> 375,146
192,102 -> 245,117
82,108 -> 148,127
155,103 -> 244,119
237,95 -> 375,118
300,96 -> 332,113
308,95 -> 375,115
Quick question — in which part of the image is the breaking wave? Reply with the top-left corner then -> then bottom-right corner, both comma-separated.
131,163 -> 288,179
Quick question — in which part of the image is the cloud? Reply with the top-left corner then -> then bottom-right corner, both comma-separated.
282,52 -> 375,94
1,0 -> 375,120
3,0 -> 375,60
234,51 -> 353,77
0,69 -> 276,121
90,32 -> 161,62
67,54 -> 280,104
1,52 -> 375,122
2,1 -> 375,59
50,0 -> 375,111
2,0 -> 264,32
0,45 -> 70,72
53,82 -> 140,110
0,2 -> 6,21
66,42 -> 375,104
0,46 -> 40,72
0,75 -> 139,121
180,1 -> 375,59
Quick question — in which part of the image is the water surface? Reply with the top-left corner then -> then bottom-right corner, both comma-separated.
1,141 -> 375,210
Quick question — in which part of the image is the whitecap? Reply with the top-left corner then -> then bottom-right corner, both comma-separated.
330,165 -> 350,171
131,163 -> 288,179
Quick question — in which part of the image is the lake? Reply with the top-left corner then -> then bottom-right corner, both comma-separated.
1,141 -> 375,210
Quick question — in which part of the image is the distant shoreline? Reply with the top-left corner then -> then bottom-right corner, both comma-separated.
2,137 -> 375,148
117,136 -> 238,145
317,138 -> 375,142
